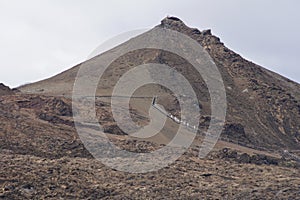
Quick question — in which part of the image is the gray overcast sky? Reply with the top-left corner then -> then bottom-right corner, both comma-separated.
0,0 -> 299,87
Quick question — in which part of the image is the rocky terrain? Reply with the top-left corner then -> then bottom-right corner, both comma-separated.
1,149 -> 300,199
0,17 -> 300,199
0,84 -> 15,96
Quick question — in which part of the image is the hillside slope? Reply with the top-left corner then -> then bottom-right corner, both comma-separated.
18,17 -> 300,152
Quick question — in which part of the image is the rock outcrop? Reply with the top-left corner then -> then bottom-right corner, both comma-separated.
0,83 -> 14,96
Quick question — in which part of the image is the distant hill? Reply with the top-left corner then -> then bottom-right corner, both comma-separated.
18,17 -> 300,152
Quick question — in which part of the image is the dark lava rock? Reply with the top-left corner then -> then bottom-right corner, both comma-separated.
250,154 -> 279,165
38,113 -> 73,126
221,148 -> 238,159
202,29 -> 212,36
222,123 -> 249,142
239,153 -> 251,163
166,16 -> 181,21
103,124 -> 126,135
0,83 -> 14,96
17,96 -> 72,116
218,148 -> 279,166
48,98 -> 73,116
